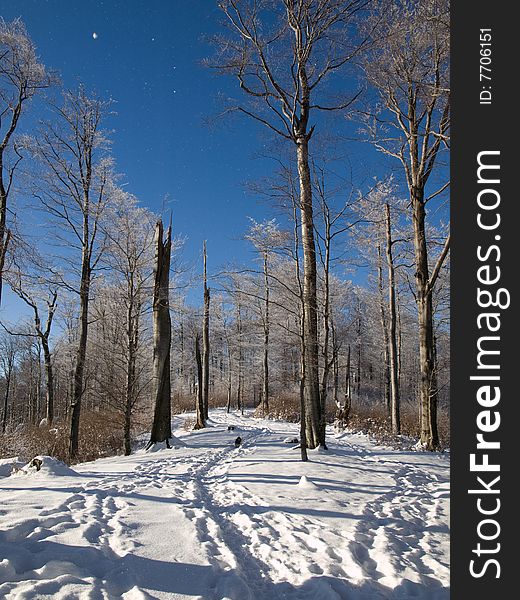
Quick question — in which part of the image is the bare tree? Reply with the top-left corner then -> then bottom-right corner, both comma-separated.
245,219 -> 287,415
313,166 -> 360,446
29,87 -> 115,458
216,0 -> 369,448
103,194 -> 155,454
384,202 -> 400,434
362,0 -> 450,449
147,219 -> 173,448
5,273 -> 57,425
0,18 -> 54,305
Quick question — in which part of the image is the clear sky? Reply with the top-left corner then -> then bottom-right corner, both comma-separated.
0,0 -> 411,320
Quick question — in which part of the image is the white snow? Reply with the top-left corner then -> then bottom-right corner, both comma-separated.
12,456 -> 78,478
296,475 -> 319,489
0,409 -> 450,599
144,435 -> 187,452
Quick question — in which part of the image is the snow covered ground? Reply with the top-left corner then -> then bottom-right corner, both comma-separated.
0,409 -> 450,599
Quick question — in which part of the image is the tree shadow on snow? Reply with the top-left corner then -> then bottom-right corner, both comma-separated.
0,538 -> 228,597
275,575 -> 450,600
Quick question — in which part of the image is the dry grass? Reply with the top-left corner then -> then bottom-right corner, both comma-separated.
255,394 -> 449,450
0,410 -> 126,465
337,401 -> 450,450
171,392 -> 229,415
0,394 -> 449,467
254,394 -> 303,423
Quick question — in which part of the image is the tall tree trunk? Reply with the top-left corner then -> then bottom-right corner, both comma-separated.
299,305 -> 308,462
124,292 -> 138,456
235,302 -> 243,414
262,252 -> 270,415
148,220 -> 173,447
69,253 -> 90,459
29,356 -> 37,425
290,183 -> 308,461
344,346 -> 352,423
194,333 -> 205,429
377,244 -> 391,412
412,192 -> 439,449
202,242 -> 210,420
296,136 -> 321,449
36,344 -> 42,423
2,372 -> 11,434
0,203 -> 10,306
331,319 -> 339,409
0,129 -> 14,306
319,218 -> 332,449
385,203 -> 400,435
42,339 -> 54,425
356,307 -> 362,400
224,329 -> 232,414
396,287 -> 403,386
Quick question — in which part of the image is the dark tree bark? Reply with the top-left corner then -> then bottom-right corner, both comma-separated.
147,220 -> 173,447
124,288 -> 140,455
194,333 -> 205,429
202,241 -> 210,420
69,214 -> 91,458
261,252 -> 270,415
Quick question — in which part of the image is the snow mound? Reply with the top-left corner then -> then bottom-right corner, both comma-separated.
0,457 -> 23,478
297,475 -> 319,489
144,435 -> 187,452
13,456 -> 78,477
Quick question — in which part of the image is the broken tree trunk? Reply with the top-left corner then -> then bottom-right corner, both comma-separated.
194,333 -> 205,429
147,220 -> 173,448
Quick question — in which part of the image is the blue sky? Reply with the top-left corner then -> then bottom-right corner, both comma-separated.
1,0 -> 411,320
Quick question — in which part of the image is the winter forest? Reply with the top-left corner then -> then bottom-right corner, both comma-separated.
0,2 -> 450,599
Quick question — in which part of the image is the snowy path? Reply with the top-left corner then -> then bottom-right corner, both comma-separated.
0,410 -> 449,599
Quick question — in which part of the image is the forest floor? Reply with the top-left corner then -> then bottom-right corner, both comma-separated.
0,409 -> 450,599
